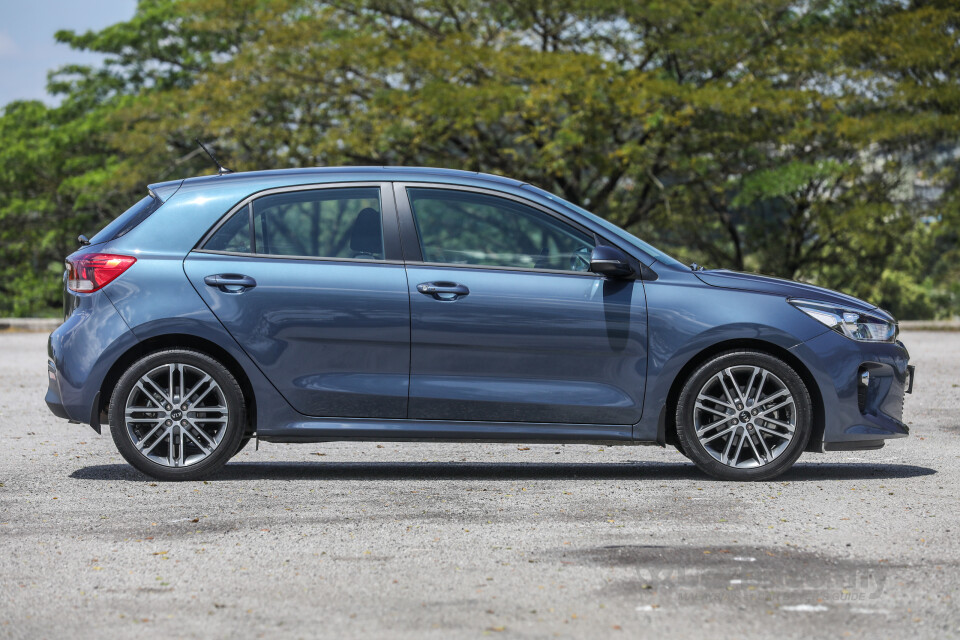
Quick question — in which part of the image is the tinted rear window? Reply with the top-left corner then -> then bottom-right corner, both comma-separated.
204,187 -> 383,260
88,195 -> 163,245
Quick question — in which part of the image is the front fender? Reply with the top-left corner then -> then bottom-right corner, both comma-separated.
633,268 -> 826,441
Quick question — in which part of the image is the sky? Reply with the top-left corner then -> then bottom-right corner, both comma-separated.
0,0 -> 137,106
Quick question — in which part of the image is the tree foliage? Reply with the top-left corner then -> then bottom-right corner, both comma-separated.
1,0 -> 957,318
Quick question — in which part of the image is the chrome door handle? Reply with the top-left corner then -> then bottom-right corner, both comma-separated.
204,274 -> 257,292
416,282 -> 469,300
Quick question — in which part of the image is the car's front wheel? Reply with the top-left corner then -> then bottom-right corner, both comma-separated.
108,349 -> 246,481
675,350 -> 812,481
232,436 -> 252,457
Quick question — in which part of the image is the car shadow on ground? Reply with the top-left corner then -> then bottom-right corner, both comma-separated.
70,460 -> 937,482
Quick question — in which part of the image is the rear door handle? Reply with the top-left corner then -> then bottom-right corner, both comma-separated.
416,281 -> 469,300
204,274 -> 257,292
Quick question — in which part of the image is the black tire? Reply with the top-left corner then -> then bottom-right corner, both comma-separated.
675,350 -> 812,481
109,349 -> 246,481
233,436 -> 252,457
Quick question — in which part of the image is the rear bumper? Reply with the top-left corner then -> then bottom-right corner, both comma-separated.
46,290 -> 138,430
791,330 -> 911,450
45,359 -> 71,420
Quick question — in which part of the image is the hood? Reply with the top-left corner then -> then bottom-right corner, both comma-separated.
694,269 -> 878,313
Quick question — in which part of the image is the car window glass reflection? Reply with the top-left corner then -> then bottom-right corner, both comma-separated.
206,187 -> 384,260
407,188 -> 594,271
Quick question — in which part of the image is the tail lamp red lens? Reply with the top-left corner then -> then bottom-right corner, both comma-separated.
66,254 -> 137,293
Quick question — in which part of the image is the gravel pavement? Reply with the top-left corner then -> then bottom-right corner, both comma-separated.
1,331 -> 957,639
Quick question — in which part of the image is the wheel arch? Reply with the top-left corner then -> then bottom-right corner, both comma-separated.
97,333 -> 257,435
661,338 -> 825,453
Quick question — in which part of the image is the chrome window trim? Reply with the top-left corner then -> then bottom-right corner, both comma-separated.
191,249 -> 405,266
410,261 -> 603,278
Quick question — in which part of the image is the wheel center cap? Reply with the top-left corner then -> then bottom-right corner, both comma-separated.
738,411 -> 751,423
171,409 -> 183,420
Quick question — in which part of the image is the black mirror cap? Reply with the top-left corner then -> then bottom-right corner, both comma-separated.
589,245 -> 635,278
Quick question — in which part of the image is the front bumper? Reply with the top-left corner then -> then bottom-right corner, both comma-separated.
790,329 -> 911,451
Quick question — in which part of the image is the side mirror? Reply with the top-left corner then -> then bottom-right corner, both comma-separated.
589,245 -> 634,278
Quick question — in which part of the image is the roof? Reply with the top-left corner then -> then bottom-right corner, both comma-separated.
185,165 -> 523,188
149,166 -> 527,203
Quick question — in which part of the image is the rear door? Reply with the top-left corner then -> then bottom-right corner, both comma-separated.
184,183 -> 410,418
396,184 -> 647,426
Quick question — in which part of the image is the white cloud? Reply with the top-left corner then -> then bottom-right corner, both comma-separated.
0,32 -> 19,58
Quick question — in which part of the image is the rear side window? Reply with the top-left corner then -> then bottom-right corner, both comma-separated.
204,209 -> 251,253
204,187 -> 383,260
88,195 -> 163,245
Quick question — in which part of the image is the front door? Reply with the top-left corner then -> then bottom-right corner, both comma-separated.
184,184 -> 410,418
399,185 -> 647,425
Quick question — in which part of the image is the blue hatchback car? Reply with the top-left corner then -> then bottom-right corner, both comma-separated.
45,167 -> 913,481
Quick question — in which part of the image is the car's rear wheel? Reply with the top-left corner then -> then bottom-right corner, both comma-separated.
108,349 -> 246,481
675,350 -> 812,481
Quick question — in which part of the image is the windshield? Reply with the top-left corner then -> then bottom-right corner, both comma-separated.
88,195 -> 162,245
520,184 -> 687,269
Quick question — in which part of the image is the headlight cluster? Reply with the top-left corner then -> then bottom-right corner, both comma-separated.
789,299 -> 897,342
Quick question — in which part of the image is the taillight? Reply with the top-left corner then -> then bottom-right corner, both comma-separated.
66,254 -> 137,292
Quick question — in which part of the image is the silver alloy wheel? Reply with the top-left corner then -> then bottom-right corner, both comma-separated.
693,365 -> 797,469
123,363 -> 229,467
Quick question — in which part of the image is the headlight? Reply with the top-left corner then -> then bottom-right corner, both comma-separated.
788,299 -> 897,342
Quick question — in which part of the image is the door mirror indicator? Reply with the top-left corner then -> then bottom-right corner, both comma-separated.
589,246 -> 635,278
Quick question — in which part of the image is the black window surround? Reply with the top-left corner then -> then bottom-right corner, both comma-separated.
194,180 -> 633,277
393,182 -> 630,277
404,186 -> 595,273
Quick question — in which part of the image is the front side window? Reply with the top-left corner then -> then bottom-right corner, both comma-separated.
204,187 -> 383,260
407,188 -> 595,271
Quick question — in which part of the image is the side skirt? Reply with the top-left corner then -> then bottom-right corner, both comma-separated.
258,418 -> 648,445
260,436 -> 649,445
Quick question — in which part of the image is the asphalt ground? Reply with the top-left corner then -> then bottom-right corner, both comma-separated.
1,330 -> 957,639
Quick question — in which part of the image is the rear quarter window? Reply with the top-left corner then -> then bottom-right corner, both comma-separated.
88,195 -> 163,245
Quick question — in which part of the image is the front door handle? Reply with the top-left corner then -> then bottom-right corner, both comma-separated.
204,274 -> 257,292
417,281 -> 469,300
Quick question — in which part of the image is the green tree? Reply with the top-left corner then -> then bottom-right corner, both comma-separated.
1,0 -> 957,318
